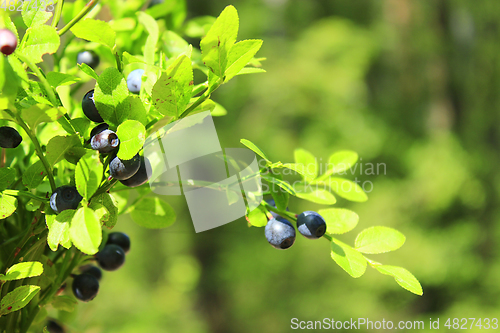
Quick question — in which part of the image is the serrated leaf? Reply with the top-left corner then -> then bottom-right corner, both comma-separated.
296,189 -> 336,205
0,194 -> 17,219
75,152 -> 103,199
22,161 -> 46,189
318,208 -> 358,234
375,265 -> 423,296
46,72 -> 80,87
22,25 -> 60,64
152,55 -> 193,118
130,197 -> 176,229
46,210 -> 74,251
69,207 -> 102,255
225,39 -> 263,81
328,150 -> 358,174
94,67 -> 130,127
0,285 -> 40,316
0,262 -> 43,281
70,19 -> 116,49
246,205 -> 267,227
116,120 -> 146,160
294,148 -> 317,182
0,168 -> 16,191
240,139 -> 270,162
355,226 -> 406,254
331,239 -> 367,278
90,193 -> 118,229
46,135 -> 82,167
329,177 -> 368,202
78,63 -> 98,80
22,0 -> 53,28
51,295 -> 77,312
21,104 -> 63,129
200,5 -> 239,77
128,95 -> 148,126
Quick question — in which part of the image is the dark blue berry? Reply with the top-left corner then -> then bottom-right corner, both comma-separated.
91,129 -> 119,153
0,29 -> 17,56
0,126 -> 22,148
72,273 -> 99,302
81,265 -> 102,281
297,211 -> 327,239
127,69 -> 144,94
106,232 -> 131,253
82,90 -> 104,123
119,156 -> 150,188
49,186 -> 83,214
77,50 -> 100,69
96,244 -> 125,271
46,320 -> 65,333
265,217 -> 296,250
109,154 -> 141,180
90,123 -> 109,139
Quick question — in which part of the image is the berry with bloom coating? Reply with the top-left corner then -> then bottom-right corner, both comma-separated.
127,69 -> 145,94
297,211 -> 327,239
0,29 -> 17,56
91,129 -> 119,153
265,217 -> 296,249
119,156 -> 150,188
77,50 -> 100,69
109,154 -> 141,180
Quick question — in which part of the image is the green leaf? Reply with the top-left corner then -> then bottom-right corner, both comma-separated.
225,39 -> 263,81
0,194 -> 17,219
261,173 -> 296,195
21,104 -> 63,129
152,55 -> 193,118
328,150 -> 358,174
90,193 -> 118,229
355,226 -> 406,254
128,95 -> 148,126
1,52 -> 19,100
22,25 -> 60,64
94,67 -> 130,127
70,19 -> 116,49
51,295 -> 77,312
294,148 -> 317,182
0,285 -> 40,316
236,67 -> 266,76
246,206 -> 268,227
116,120 -> 146,160
46,210 -> 74,251
130,197 -> 176,229
280,163 -> 308,177
296,189 -> 336,205
46,72 -> 80,87
22,0 -> 53,28
269,173 -> 289,211
318,208 -> 358,234
64,147 -> 88,165
0,262 -> 43,281
78,63 -> 98,80
375,265 -> 423,296
75,152 -> 104,200
69,207 -> 102,255
329,177 -> 368,202
162,31 -> 189,58
0,168 -> 16,191
22,161 -> 46,189
200,5 -> 239,77
330,238 -> 367,278
46,135 -> 82,167
211,101 -> 227,116
137,12 -> 158,65
240,139 -> 270,162
71,118 -> 90,137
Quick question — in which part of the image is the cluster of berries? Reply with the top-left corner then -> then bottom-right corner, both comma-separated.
265,200 -> 327,249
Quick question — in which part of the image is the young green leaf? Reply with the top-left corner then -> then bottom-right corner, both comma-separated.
22,161 -> 46,189
51,295 -> 78,312
70,19 -> 116,49
128,95 -> 148,126
240,139 -> 270,162
0,262 -> 43,281
0,167 -> 16,191
137,12 -> 159,65
355,226 -> 406,254
46,72 -> 81,88
46,135 -> 82,167
280,163 -> 308,177
21,104 -> 63,129
225,39 -> 263,81
0,193 -> 17,219
78,63 -> 98,80
200,5 -> 239,77
22,25 -> 60,64
69,207 -> 102,255
116,120 -> 146,160
130,197 -> 176,229
75,151 -> 104,200
331,238 -> 367,278
375,265 -> 423,296
94,67 -> 130,127
294,148 -> 317,182
328,150 -> 359,174
329,177 -> 368,202
246,205 -> 268,227
296,189 -> 336,205
71,118 -> 91,137
46,210 -> 74,251
0,285 -> 40,316
318,208 -> 358,234
22,0 -> 53,28
151,55 -> 193,118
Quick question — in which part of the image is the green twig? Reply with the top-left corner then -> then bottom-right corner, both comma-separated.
261,200 -> 297,222
57,0 -> 99,36
51,0 -> 65,29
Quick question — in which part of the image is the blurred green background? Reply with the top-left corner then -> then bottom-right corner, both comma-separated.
60,0 -> 500,331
